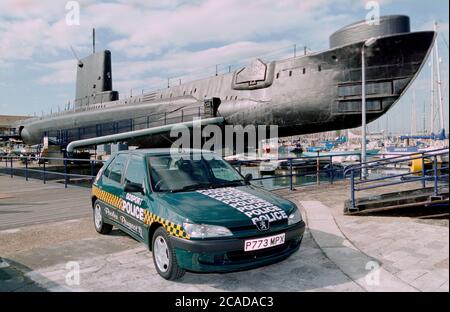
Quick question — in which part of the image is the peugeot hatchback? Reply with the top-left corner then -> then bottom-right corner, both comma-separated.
91,149 -> 305,280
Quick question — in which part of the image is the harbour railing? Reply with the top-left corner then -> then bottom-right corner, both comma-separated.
43,103 -> 214,146
1,151 -> 364,190
0,155 -> 105,188
233,151 -> 364,191
6,149 -> 446,197
343,147 -> 449,211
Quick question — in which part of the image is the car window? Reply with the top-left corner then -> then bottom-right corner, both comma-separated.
108,154 -> 128,183
124,155 -> 145,187
148,153 -> 244,192
208,157 -> 241,181
103,158 -> 115,178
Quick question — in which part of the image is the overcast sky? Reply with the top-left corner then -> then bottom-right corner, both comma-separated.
0,0 -> 448,134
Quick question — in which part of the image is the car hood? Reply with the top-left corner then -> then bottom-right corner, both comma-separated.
156,185 -> 296,228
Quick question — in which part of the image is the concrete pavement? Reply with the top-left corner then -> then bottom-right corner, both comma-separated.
0,176 -> 91,230
0,175 -> 448,291
0,217 -> 363,292
277,181 -> 449,292
300,201 -> 417,292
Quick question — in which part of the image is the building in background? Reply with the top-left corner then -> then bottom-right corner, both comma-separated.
0,115 -> 29,138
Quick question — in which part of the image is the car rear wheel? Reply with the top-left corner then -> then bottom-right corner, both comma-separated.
152,227 -> 185,280
93,201 -> 112,234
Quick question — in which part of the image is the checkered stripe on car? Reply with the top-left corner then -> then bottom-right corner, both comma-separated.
92,186 -> 189,240
92,185 -> 122,209
144,210 -> 190,240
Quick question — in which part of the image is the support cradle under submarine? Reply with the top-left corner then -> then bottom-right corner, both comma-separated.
17,15 -> 436,154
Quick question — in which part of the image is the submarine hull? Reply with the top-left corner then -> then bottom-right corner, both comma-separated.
18,18 -> 435,150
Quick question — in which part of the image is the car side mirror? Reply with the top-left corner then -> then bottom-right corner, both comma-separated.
124,182 -> 145,195
244,173 -> 253,185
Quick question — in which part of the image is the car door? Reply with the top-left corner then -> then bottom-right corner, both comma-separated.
102,153 -> 128,210
120,154 -> 151,241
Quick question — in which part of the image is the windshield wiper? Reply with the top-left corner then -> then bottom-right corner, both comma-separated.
170,180 -> 244,193
171,183 -> 214,193
213,180 -> 245,188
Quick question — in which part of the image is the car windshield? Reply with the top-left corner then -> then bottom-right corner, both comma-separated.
148,153 -> 244,193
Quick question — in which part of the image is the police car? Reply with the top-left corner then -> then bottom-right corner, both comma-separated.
91,149 -> 305,280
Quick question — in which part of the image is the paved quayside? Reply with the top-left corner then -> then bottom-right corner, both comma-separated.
0,176 -> 91,230
0,176 -> 448,291
277,181 -> 449,292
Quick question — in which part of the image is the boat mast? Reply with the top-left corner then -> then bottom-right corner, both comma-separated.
411,88 -> 416,135
434,22 -> 445,132
422,99 -> 426,134
430,38 -> 435,134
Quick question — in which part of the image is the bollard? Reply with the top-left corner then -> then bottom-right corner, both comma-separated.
10,157 -> 13,178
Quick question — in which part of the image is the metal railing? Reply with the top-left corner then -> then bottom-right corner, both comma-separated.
233,151 -> 364,191
46,104 -> 213,146
1,151 -> 364,190
1,155 -> 105,188
343,147 -> 449,210
8,149 -> 445,197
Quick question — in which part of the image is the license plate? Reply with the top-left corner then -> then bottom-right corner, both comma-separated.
244,233 -> 286,252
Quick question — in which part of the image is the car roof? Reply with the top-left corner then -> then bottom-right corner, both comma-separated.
114,148 -> 215,157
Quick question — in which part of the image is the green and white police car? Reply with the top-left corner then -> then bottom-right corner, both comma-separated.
91,149 -> 305,280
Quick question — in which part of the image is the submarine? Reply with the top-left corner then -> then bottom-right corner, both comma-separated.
17,15 -> 436,153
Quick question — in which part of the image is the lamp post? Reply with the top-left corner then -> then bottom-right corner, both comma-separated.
361,37 -> 377,179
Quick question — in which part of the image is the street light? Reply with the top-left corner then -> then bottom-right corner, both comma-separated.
361,37 -> 377,179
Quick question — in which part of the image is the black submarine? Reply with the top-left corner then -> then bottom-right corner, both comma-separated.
17,15 -> 436,153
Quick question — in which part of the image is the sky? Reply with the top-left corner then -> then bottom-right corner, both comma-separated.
0,0 -> 448,135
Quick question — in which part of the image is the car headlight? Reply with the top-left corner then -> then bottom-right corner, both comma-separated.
183,223 -> 233,239
288,209 -> 302,225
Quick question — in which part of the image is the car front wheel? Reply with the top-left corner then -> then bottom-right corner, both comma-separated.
152,227 -> 185,280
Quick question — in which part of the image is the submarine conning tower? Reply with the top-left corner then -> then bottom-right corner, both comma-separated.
74,50 -> 119,109
329,15 -> 411,48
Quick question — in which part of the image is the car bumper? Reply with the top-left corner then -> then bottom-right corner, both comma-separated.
170,221 -> 305,273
